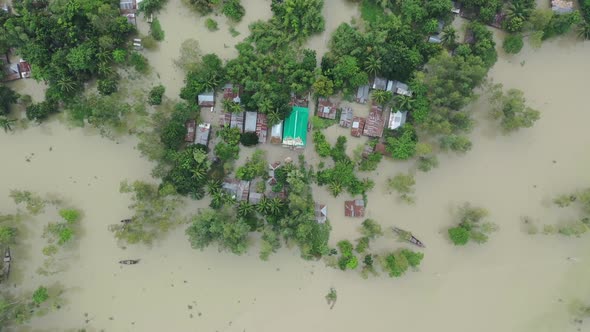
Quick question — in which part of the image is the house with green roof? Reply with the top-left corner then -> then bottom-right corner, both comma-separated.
282,106 -> 309,148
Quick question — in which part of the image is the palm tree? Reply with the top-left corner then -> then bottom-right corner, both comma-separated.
222,99 -> 242,113
207,180 -> 221,195
364,55 -> 382,78
56,77 -> 78,95
578,22 -> 590,40
210,190 -> 225,209
191,166 -> 207,182
329,180 -> 343,197
267,109 -> 281,126
394,95 -> 414,111
258,98 -> 273,114
257,196 -> 271,215
0,116 -> 16,133
237,201 -> 254,218
371,90 -> 392,106
506,2 -> 531,21
268,198 -> 283,216
441,26 -> 457,49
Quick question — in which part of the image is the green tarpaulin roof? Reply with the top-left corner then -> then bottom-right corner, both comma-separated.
282,106 -> 309,147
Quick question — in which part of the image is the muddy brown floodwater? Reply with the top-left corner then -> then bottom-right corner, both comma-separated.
1,1 -> 590,331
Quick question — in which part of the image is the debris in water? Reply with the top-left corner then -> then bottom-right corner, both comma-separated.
188,305 -> 193,309
553,160 -> 557,163
49,146 -> 52,151
190,314 -> 193,318
198,312 -> 202,316
109,317 -> 114,320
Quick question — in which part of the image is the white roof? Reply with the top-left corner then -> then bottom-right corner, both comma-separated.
244,111 -> 257,132
271,121 -> 283,137
388,111 -> 407,130
352,121 -> 360,129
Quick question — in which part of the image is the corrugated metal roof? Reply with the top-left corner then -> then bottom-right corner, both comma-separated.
256,113 -> 268,143
356,85 -> 370,104
363,107 -> 385,138
340,107 -> 353,128
195,123 -> 210,146
282,107 -> 309,148
270,121 -> 283,144
351,117 -> 365,137
185,119 -> 196,142
244,111 -> 257,132
230,112 -> 244,133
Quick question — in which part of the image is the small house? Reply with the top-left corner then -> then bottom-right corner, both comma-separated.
195,123 -> 211,147
282,106 -> 309,148
270,121 -> 283,144
356,85 -> 370,104
339,107 -> 353,128
387,80 -> 412,97
18,60 -> 31,78
351,117 -> 366,137
223,83 -> 241,103
314,203 -> 327,224
428,35 -> 442,44
372,77 -> 388,91
219,112 -> 231,127
198,91 -> 215,108
222,179 -> 250,201
344,199 -> 365,217
185,119 -> 196,143
551,0 -> 574,14
256,113 -> 268,143
363,106 -> 386,138
230,111 -> 244,133
244,111 -> 257,133
119,0 -> 137,14
388,110 -> 407,130
317,98 -> 337,120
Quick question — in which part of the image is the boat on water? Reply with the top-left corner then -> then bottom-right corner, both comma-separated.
392,227 -> 425,248
119,259 -> 140,265
120,218 -> 132,224
1,247 -> 11,282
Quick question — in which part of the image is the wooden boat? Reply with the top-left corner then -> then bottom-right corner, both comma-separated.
119,259 -> 140,265
392,227 -> 425,248
120,219 -> 132,224
1,247 -> 11,281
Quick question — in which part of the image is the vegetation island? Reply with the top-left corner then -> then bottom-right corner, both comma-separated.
1,0 -> 589,328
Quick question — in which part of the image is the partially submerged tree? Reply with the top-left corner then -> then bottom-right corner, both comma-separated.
387,173 -> 416,204
448,203 -> 498,245
488,84 -> 540,133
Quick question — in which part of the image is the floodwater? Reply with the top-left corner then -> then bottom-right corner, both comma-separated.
1,1 -> 590,331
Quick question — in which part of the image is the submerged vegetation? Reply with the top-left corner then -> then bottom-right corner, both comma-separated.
448,203 -> 498,245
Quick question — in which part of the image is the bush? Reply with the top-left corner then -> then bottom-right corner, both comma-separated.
240,132 -> 259,146
205,18 -> 219,31
448,226 -> 469,245
97,74 -> 120,95
439,135 -> 472,153
26,101 -> 57,122
59,209 -> 81,223
130,52 -> 149,73
112,49 -> 127,63
148,85 -> 166,105
141,36 -> 158,50
150,18 -> 165,41
222,0 -> 245,22
138,0 -> 167,16
503,34 -> 523,54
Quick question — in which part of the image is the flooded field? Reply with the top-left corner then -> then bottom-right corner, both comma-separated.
1,1 -> 590,331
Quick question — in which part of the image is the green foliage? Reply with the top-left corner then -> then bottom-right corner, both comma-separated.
312,131 -> 332,157
180,53 -> 224,102
130,52 -> 149,74
5,0 -> 133,101
325,288 -> 337,308
109,181 -> 184,244
163,145 -> 212,198
97,73 -> 120,96
360,218 -> 383,239
380,249 -> 423,278
32,287 -> 49,305
187,0 -> 220,14
205,18 -> 219,31
0,85 -> 19,115
9,190 -> 46,215
186,207 -> 250,254
489,84 -> 540,133
358,151 -> 382,171
260,226 -> 281,260
439,135 -> 472,153
215,126 -> 241,161
448,203 -> 496,245
372,90 -> 393,106
240,132 -> 260,146
360,0 -> 386,24
138,0 -> 168,16
311,116 -> 337,130
59,209 -> 81,224
222,0 -> 245,22
148,85 -> 166,105
503,34 -> 524,54
0,214 -> 18,247
385,125 -> 418,160
66,94 -> 132,136
271,0 -> 325,40
158,103 -> 192,150
387,173 -> 416,204
317,159 -> 374,197
313,75 -> 334,97
26,101 -> 58,122
337,240 -> 358,270
355,236 -> 370,254
543,11 -> 581,40
448,226 -> 469,245
236,149 -> 267,180
150,19 -> 165,41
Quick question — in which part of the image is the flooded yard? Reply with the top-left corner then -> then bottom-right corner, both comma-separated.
1,1 -> 590,331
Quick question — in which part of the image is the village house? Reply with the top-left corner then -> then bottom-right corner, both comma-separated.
270,121 -> 283,144
356,85 -> 370,104
230,111 -> 245,133
222,179 -> 250,202
289,93 -> 309,107
119,0 -> 141,25
1,55 -> 32,82
267,161 -> 282,186
185,119 -> 196,143
344,199 -> 365,217
363,106 -> 386,138
339,107 -> 353,128
551,0 -> 574,14
388,110 -> 407,130
351,116 -> 366,137
223,83 -> 242,103
317,98 -> 338,120
282,106 -> 308,148
256,113 -> 268,143
314,203 -> 327,224
195,123 -> 211,147
244,111 -> 257,133
197,91 -> 215,108
372,77 -> 388,91
387,80 -> 413,97
219,112 -> 232,127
